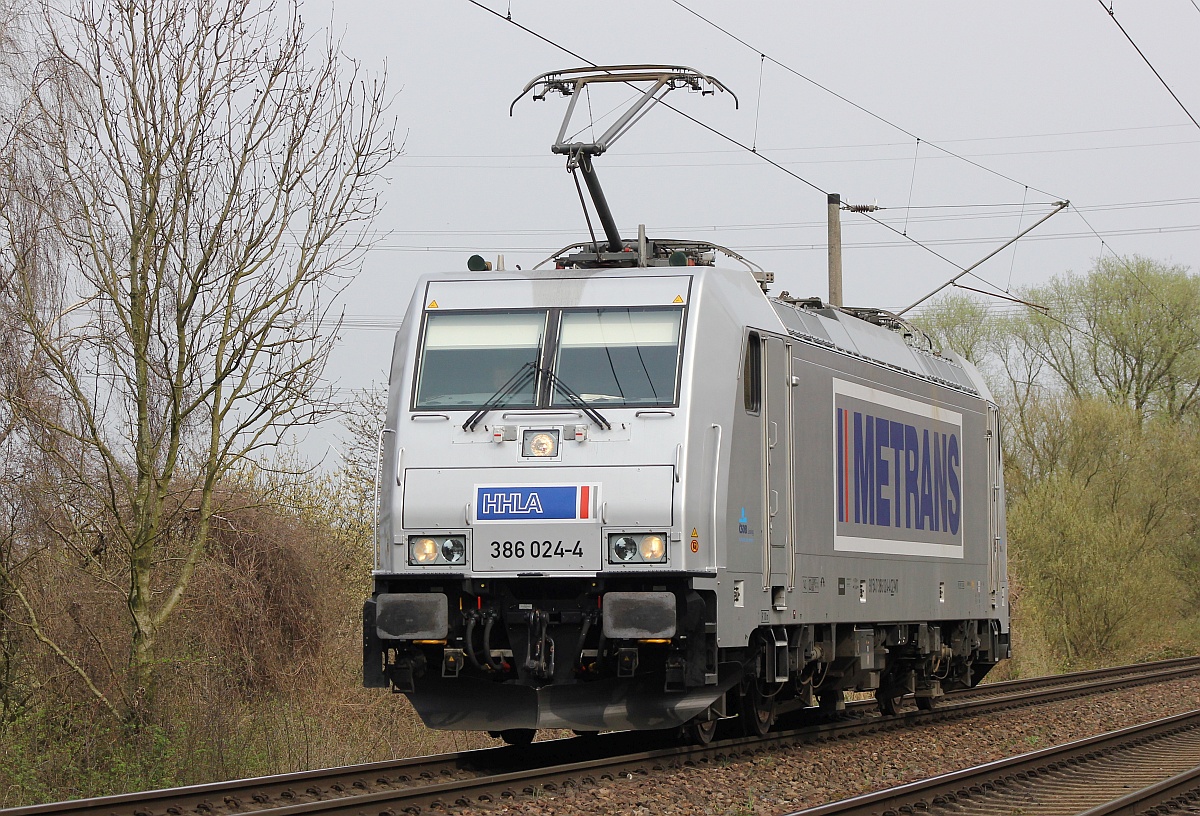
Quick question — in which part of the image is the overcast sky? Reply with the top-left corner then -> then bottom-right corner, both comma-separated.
299,0 -> 1200,458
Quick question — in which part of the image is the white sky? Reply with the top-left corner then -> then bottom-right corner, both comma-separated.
299,0 -> 1200,458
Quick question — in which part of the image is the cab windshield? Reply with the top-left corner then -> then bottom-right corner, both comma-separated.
551,308 -> 683,407
414,311 -> 545,408
412,306 -> 684,410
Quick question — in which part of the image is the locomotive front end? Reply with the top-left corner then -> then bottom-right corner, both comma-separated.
363,270 -> 726,736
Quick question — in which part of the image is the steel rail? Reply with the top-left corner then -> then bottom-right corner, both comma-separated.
1076,763 -> 1200,815
784,709 -> 1200,816
6,656 -> 1200,816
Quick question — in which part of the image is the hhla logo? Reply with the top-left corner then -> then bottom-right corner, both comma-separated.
479,491 -> 544,516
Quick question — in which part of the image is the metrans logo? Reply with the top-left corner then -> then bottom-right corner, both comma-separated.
475,484 -> 596,523
833,379 -> 964,559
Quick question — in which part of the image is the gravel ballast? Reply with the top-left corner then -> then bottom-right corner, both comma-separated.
450,674 -> 1200,816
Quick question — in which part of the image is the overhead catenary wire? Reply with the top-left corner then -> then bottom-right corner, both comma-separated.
1071,205 -> 1200,353
462,1 -> 980,266
903,139 -> 920,236
563,88 -> 640,144
898,202 -> 1070,315
751,53 -> 765,152
912,216 -> 1200,363
1096,0 -> 1200,131
462,1 -> 1040,277
424,6 -> 1199,330
400,124 -> 1200,159
1006,187 -> 1030,293
398,134 -> 1200,168
310,197 -> 1200,240
465,0 -> 1195,322
660,13 -> 1197,357
667,0 -> 1064,200
328,220 -> 1200,253
458,1 -> 1195,363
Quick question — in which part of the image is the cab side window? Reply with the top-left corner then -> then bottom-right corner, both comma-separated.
743,332 -> 762,414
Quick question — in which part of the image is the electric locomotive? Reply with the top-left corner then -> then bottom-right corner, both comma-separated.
362,67 -> 1009,745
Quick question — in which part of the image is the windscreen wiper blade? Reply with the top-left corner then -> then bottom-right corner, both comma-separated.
542,367 -> 612,430
462,362 -> 537,431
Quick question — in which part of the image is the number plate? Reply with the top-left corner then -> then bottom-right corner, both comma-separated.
475,538 -> 597,572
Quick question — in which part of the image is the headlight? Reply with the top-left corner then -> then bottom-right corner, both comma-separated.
611,535 -> 639,561
608,533 -> 668,564
440,538 -> 465,564
522,429 -> 559,458
640,535 -> 666,561
411,537 -> 438,563
409,535 -> 467,566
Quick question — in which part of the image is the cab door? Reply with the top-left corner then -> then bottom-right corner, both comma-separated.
726,331 -> 768,601
763,336 -> 794,597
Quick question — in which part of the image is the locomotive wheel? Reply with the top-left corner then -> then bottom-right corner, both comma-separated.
499,728 -> 536,746
915,695 -> 937,711
875,688 -> 904,716
683,716 -> 718,746
739,680 -> 776,738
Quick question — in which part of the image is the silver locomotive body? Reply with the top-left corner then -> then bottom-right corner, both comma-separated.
363,263 -> 1009,737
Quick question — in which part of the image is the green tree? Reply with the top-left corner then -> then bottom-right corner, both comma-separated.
911,289 -> 995,363
916,257 -> 1200,668
1009,399 -> 1196,663
1013,256 -> 1200,421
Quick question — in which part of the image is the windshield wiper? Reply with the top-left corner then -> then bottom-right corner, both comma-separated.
462,362 -> 537,431
541,367 -> 612,430
462,361 -> 612,432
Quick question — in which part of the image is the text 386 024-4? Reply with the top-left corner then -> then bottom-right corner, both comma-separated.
488,540 -> 584,559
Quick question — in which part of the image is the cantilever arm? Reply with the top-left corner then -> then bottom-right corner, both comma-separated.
897,201 -> 1070,316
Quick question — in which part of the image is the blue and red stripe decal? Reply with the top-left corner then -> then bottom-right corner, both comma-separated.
837,407 -> 850,523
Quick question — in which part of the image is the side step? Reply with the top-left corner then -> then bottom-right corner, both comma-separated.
766,626 -> 790,683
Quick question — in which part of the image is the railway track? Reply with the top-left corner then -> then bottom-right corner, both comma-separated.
7,656 -> 1200,816
787,708 -> 1200,816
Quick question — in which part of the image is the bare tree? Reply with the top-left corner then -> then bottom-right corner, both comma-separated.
9,0 -> 396,716
0,0 -> 85,719
338,383 -> 387,544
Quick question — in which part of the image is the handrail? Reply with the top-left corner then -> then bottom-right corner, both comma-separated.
375,428 -> 394,568
709,423 -> 722,571
786,343 -> 797,592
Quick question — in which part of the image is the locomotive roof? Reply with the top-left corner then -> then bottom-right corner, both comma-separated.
768,296 -> 990,401
412,263 -> 993,402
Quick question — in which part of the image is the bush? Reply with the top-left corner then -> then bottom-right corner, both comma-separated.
0,477 -> 496,807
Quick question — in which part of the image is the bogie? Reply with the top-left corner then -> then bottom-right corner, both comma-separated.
682,716 -> 719,746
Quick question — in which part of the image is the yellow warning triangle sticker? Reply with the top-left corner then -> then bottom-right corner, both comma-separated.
673,295 -> 684,304
427,300 -> 438,309
690,527 -> 699,537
